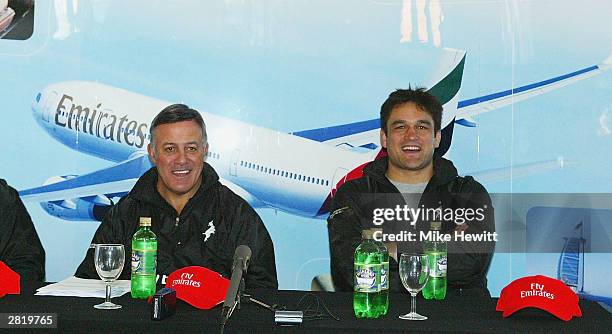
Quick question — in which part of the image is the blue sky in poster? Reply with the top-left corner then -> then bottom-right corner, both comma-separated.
1,0 -> 611,293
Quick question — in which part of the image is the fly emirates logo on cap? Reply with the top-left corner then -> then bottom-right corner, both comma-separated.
166,266 -> 230,309
496,275 -> 582,321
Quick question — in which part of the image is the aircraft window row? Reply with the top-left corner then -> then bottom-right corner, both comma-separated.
120,128 -> 136,134
60,112 -> 92,122
207,151 -> 220,159
239,160 -> 330,186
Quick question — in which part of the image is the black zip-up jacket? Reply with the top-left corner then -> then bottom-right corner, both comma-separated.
75,163 -> 278,290
0,179 -> 45,281
328,157 -> 495,294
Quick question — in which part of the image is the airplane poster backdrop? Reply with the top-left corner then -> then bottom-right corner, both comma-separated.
1,1 -> 611,300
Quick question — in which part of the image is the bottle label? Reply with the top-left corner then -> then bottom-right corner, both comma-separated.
354,264 -> 380,292
429,255 -> 447,278
380,261 -> 389,290
131,249 -> 157,275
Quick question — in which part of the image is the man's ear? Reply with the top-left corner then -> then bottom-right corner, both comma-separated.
434,130 -> 441,148
380,129 -> 388,149
203,143 -> 209,160
147,143 -> 156,164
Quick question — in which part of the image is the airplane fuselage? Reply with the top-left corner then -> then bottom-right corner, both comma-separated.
32,81 -> 376,218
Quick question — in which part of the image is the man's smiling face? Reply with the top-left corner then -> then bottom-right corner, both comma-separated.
381,102 -> 441,182
148,120 -> 207,203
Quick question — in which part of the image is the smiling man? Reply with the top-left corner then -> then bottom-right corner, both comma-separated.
328,88 -> 495,296
75,104 -> 278,290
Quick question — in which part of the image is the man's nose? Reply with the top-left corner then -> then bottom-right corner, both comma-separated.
177,149 -> 188,163
404,126 -> 418,140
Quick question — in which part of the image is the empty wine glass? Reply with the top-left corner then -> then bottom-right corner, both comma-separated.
93,244 -> 125,310
399,253 -> 430,320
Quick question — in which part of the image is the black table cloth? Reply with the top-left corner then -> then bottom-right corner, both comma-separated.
0,283 -> 609,333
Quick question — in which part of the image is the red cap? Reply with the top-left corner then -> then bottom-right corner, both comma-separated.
496,275 -> 582,321
165,266 -> 230,309
0,261 -> 20,297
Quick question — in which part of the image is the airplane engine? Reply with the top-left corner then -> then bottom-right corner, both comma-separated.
39,175 -> 113,221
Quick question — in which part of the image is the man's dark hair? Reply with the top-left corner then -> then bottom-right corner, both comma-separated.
380,88 -> 443,134
150,103 -> 207,145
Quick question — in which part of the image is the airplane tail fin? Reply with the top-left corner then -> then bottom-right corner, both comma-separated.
429,48 -> 466,157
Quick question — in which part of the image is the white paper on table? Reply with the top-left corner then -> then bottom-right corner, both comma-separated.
35,276 -> 131,298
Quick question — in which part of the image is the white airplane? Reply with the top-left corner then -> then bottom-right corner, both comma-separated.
19,49 -> 612,221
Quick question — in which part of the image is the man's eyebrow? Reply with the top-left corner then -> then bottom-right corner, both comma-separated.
416,119 -> 433,126
390,119 -> 433,126
161,141 -> 201,146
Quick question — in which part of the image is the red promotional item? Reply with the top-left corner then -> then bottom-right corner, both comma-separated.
0,261 -> 20,297
496,275 -> 582,321
166,266 -> 230,309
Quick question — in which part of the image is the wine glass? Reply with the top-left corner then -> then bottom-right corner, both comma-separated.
93,244 -> 125,310
399,253 -> 430,320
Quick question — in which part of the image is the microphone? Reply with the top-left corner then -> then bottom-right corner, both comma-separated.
231,245 -> 252,273
220,245 -> 252,326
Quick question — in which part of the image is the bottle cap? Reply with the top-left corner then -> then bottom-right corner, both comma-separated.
362,229 -> 374,240
139,217 -> 152,227
430,221 -> 442,231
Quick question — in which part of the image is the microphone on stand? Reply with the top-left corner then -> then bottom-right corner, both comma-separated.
219,245 -> 251,328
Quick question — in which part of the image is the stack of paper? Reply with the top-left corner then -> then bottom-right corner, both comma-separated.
36,276 -> 131,298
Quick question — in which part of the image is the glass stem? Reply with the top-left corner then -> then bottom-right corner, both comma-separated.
105,283 -> 111,303
410,292 -> 417,314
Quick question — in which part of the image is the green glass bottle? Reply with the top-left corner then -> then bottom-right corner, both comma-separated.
422,221 -> 447,300
371,228 -> 389,315
353,229 -> 382,318
131,217 -> 157,299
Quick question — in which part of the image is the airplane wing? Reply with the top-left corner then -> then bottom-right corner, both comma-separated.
456,53 -> 612,121
291,119 -> 380,151
20,152 -> 268,211
19,154 -> 152,203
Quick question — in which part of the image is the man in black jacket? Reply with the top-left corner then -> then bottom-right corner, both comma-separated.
328,88 -> 495,295
75,104 -> 278,290
0,179 -> 45,281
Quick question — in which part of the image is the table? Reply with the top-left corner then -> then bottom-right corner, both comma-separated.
0,283 -> 609,333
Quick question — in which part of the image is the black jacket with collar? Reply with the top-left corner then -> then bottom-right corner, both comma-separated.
75,163 -> 278,290
0,179 -> 45,281
328,157 -> 495,294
